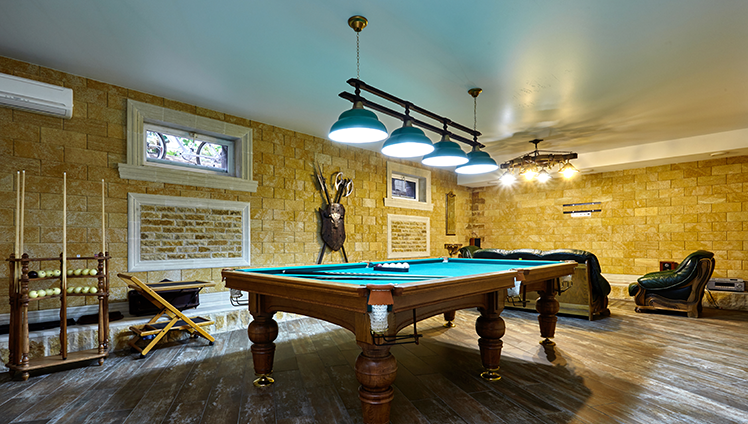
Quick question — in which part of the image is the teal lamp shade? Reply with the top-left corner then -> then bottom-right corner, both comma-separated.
329,102 -> 388,144
421,135 -> 469,167
455,149 -> 499,174
381,121 -> 434,158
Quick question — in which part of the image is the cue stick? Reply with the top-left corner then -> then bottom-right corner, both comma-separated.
280,270 -> 448,279
285,275 -> 436,281
61,172 -> 67,359
14,172 -> 20,281
19,170 -> 25,257
101,179 -> 105,256
15,171 -> 19,257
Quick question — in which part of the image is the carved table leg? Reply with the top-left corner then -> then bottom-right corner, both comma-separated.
248,312 -> 278,387
475,310 -> 506,381
443,310 -> 456,327
536,281 -> 559,346
355,342 -> 397,424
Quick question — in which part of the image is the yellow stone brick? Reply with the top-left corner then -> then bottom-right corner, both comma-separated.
671,195 -> 697,206
634,207 -> 658,216
711,163 -> 742,175
646,180 -> 671,190
671,214 -> 698,224
658,224 -> 685,233
683,204 -> 712,214
697,175 -> 726,186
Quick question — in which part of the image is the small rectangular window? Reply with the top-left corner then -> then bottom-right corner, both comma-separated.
392,174 -> 419,201
144,123 -> 234,175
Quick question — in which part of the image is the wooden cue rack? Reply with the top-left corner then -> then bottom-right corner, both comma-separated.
6,252 -> 110,381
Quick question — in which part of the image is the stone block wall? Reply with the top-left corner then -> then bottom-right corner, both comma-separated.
0,55 -> 472,313
470,158 -> 748,279
139,205 -> 243,261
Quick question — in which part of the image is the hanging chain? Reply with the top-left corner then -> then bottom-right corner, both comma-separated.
473,96 -> 477,132
356,31 -> 360,80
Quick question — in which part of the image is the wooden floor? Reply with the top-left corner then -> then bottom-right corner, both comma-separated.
2,300 -> 748,424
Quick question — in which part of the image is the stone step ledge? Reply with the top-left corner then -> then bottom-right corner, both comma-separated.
0,291 -> 301,373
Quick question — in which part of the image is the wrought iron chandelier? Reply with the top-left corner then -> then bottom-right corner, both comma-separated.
328,16 -> 498,175
498,139 -> 579,184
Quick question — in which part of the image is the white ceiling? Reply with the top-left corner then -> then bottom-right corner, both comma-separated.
2,1 -> 748,186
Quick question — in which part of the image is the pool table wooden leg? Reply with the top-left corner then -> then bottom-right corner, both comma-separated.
535,281 -> 559,346
475,310 -> 505,381
443,310 -> 456,327
355,342 -> 397,424
248,312 -> 278,387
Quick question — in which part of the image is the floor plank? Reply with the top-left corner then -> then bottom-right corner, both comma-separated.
3,301 -> 748,424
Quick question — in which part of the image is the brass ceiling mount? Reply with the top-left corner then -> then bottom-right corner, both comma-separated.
348,15 -> 368,33
468,88 -> 483,98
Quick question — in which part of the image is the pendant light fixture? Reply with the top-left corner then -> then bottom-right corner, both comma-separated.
328,16 -> 388,144
456,88 -> 499,175
381,104 -> 434,158
330,17 -> 498,174
559,161 -> 579,179
498,139 -> 579,184
421,122 -> 469,167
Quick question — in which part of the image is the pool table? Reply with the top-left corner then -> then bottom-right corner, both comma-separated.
222,257 -> 576,424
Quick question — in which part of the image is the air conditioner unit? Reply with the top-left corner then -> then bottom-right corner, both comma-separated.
0,72 -> 73,119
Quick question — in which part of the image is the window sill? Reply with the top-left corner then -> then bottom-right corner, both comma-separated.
384,197 -> 434,211
119,163 -> 258,192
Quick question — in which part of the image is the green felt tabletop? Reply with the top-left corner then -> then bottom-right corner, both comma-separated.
235,257 -> 559,286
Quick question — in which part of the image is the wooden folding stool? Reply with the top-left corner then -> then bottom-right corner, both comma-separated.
118,274 -> 216,358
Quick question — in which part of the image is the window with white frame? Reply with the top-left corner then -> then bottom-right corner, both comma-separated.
144,123 -> 233,175
391,174 -> 419,201
384,161 -> 433,211
119,100 -> 258,192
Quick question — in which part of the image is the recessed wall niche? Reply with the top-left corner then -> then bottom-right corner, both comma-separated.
387,214 -> 431,259
127,193 -> 250,272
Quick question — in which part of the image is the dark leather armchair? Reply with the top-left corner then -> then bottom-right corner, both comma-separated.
628,250 -> 715,318
457,245 -> 481,258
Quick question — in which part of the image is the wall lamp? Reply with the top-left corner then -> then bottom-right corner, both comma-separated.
498,139 -> 579,185
329,16 -> 498,175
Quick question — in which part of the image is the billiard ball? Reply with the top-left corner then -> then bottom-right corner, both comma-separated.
28,271 -> 38,278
